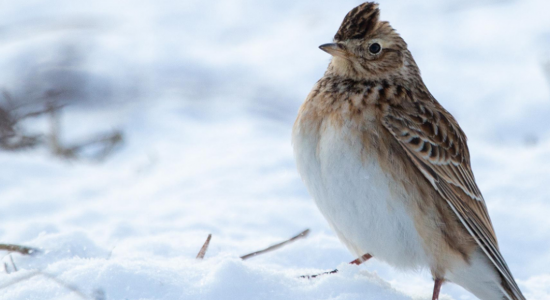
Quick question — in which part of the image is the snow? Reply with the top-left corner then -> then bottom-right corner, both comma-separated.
0,0 -> 549,299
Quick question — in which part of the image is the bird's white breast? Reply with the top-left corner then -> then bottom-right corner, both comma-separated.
293,117 -> 429,269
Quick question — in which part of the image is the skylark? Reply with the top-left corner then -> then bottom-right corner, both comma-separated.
292,3 -> 525,300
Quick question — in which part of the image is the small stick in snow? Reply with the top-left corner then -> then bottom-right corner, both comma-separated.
105,242 -> 119,260
0,244 -> 39,255
240,229 -> 310,260
299,253 -> 372,279
196,234 -> 212,259
300,268 -> 338,279
9,255 -> 17,272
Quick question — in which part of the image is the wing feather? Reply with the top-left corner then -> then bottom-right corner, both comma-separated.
382,98 -> 524,300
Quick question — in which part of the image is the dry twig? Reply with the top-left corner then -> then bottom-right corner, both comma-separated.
300,253 -> 372,279
240,229 -> 310,260
196,234 -> 212,259
0,90 -> 123,161
9,255 -> 17,272
0,244 -> 39,255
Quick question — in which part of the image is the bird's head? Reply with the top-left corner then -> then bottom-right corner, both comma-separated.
321,2 -> 415,80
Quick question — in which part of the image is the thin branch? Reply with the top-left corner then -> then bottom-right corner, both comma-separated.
105,243 -> 118,260
350,253 -> 372,265
300,268 -> 338,279
0,88 -> 122,161
0,244 -> 39,255
240,229 -> 310,260
299,253 -> 372,279
9,255 -> 17,272
196,234 -> 212,259
17,104 -> 65,121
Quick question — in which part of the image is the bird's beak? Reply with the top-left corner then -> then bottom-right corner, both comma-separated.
319,43 -> 348,58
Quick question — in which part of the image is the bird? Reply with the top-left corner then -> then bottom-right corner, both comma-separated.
291,2 -> 525,300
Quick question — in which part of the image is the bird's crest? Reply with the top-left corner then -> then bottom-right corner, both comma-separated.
334,2 -> 380,41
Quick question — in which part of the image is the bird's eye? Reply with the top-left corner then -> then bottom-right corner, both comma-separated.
369,43 -> 381,54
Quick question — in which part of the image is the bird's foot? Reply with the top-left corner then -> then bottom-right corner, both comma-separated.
299,253 -> 372,279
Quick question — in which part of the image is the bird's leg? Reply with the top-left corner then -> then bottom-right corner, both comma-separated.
350,253 -> 372,265
432,278 -> 444,300
300,253 -> 372,279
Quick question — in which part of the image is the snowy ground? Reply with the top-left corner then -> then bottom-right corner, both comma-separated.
1,0 -> 550,299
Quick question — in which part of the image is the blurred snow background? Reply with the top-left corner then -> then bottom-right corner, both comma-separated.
0,0 -> 549,299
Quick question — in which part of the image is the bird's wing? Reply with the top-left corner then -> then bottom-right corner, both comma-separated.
381,97 -> 524,300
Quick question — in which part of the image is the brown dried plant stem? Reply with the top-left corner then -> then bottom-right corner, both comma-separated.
300,253 -> 372,279
196,234 -> 212,259
240,229 -> 310,260
0,244 -> 39,255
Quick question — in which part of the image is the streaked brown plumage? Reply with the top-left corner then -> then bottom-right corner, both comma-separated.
292,2 -> 525,300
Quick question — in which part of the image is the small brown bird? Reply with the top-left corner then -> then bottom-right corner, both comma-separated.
292,2 -> 525,300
